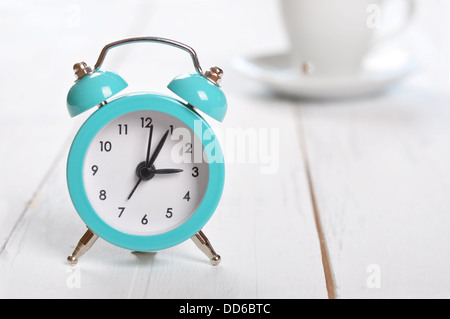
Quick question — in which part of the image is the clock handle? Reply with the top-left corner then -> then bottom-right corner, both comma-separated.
74,36 -> 227,122
191,230 -> 221,266
93,37 -> 204,75
67,228 -> 99,265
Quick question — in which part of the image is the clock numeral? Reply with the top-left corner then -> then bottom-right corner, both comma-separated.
118,124 -> 128,135
99,189 -> 107,200
166,208 -> 173,218
169,125 -> 174,135
118,207 -> 125,218
192,166 -> 199,177
141,214 -> 149,225
91,165 -> 98,176
183,191 -> 190,202
185,143 -> 193,154
99,141 -> 112,152
140,117 -> 152,128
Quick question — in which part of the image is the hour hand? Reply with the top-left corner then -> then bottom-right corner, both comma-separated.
153,168 -> 183,174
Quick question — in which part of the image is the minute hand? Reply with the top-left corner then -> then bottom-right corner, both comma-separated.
147,129 -> 170,168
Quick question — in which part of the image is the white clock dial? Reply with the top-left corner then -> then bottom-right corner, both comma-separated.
83,110 -> 209,236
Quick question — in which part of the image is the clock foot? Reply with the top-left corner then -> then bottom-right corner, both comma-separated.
191,230 -> 221,266
67,228 -> 99,266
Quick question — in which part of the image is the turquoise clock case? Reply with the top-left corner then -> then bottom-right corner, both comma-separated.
168,73 -> 227,122
66,93 -> 225,251
67,70 -> 128,117
67,70 -> 227,122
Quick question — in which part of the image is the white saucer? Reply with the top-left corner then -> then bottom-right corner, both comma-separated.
232,48 -> 419,99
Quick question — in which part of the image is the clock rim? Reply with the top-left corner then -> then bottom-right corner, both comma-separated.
66,92 -> 225,251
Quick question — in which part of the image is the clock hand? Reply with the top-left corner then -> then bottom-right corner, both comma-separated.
153,168 -> 184,174
147,129 -> 170,168
145,124 -> 154,166
127,178 -> 142,200
127,125 -> 154,201
127,129 -> 171,200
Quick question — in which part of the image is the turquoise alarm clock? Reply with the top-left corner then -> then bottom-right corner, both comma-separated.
65,37 -> 226,266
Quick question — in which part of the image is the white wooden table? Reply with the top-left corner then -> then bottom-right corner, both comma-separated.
1,0 -> 449,299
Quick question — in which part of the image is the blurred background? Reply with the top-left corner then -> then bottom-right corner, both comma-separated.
2,0 -> 449,208
2,0 -> 450,298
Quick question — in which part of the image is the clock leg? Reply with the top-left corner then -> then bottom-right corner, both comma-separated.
67,228 -> 99,266
191,230 -> 221,266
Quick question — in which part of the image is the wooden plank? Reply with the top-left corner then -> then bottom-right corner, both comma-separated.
298,77 -> 450,298
295,2 -> 450,298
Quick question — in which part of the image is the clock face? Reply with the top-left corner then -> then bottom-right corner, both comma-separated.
82,110 -> 209,236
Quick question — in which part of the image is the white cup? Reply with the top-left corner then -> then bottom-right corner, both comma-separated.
280,0 -> 415,77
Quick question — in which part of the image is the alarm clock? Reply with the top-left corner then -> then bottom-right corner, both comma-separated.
65,37 -> 227,266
